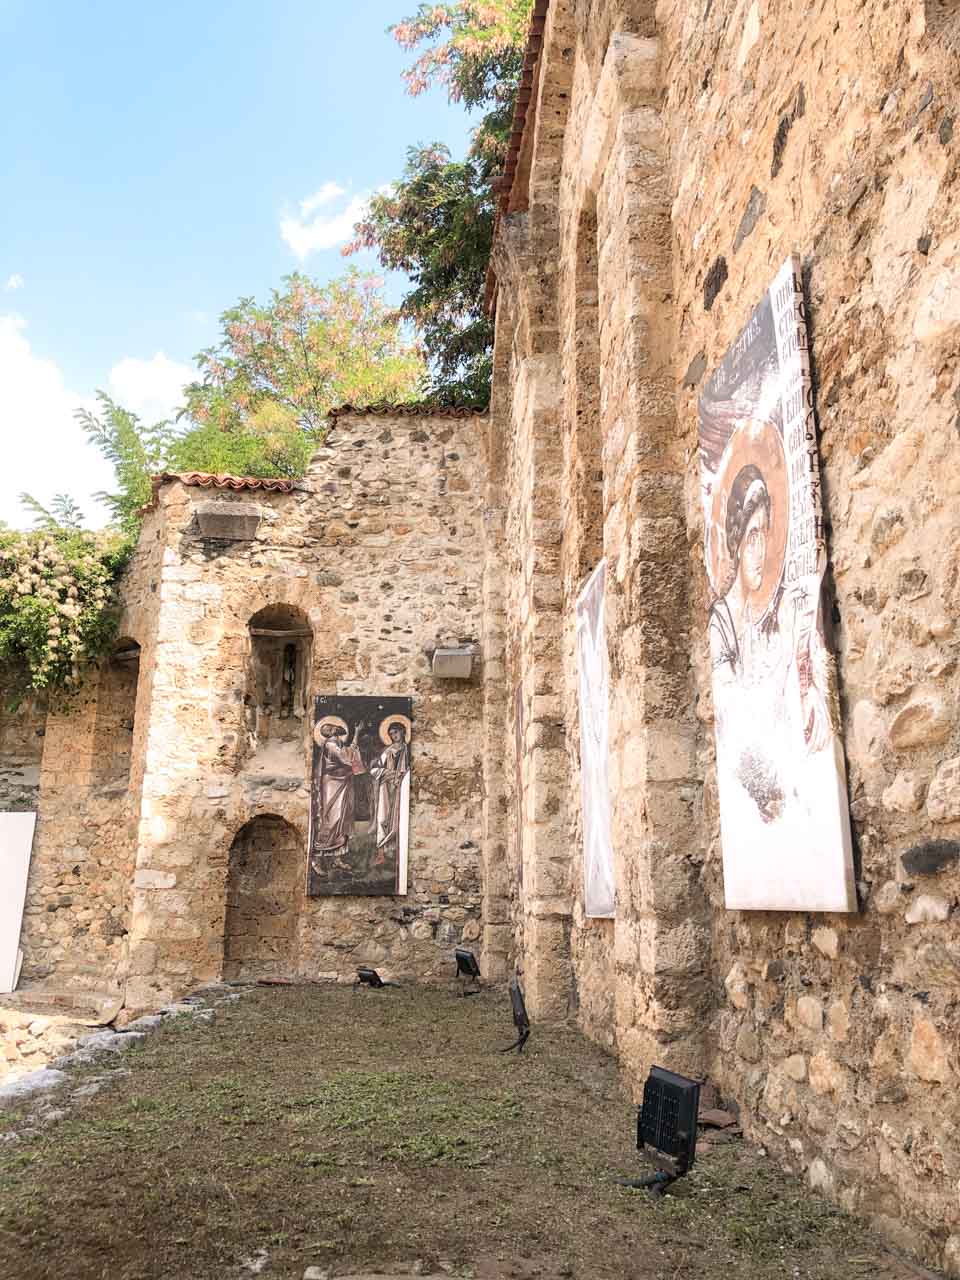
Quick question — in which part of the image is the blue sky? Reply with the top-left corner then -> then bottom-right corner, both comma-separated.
0,0 -> 474,527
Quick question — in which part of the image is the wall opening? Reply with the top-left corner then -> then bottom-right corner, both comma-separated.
92,639 -> 140,788
222,814 -> 303,980
0,694 -> 46,811
245,605 -> 313,762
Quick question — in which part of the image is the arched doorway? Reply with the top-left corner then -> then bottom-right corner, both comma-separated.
222,815 -> 303,980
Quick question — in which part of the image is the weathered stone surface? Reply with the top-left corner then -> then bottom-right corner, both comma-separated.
812,927 -> 839,959
888,691 -> 952,750
927,759 -> 960,823
796,996 -> 824,1032
905,894 -> 951,924
881,771 -> 927,814
735,1024 -> 761,1062
783,1054 -> 807,1082
195,501 -> 264,541
908,1015 -> 950,1083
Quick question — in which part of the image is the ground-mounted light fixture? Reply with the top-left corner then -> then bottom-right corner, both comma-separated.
617,1065 -> 701,1195
454,947 -> 482,996
431,645 -> 478,679
354,966 -> 399,991
500,974 -> 531,1054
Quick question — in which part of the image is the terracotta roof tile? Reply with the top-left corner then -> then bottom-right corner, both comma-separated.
326,403 -> 487,421
144,472 -> 296,511
485,0 -> 551,314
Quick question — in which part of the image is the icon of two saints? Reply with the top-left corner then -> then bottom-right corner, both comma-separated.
310,710 -> 411,889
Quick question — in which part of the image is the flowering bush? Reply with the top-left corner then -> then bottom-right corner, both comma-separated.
0,528 -> 129,698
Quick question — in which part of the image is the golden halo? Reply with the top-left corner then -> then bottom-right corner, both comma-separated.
313,715 -> 349,746
379,714 -> 412,746
707,419 -> 788,620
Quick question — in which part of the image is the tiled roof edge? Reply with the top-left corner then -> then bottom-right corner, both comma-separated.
326,403 -> 488,421
143,472 -> 298,512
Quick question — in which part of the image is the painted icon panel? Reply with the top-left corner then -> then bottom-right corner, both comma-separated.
308,695 -> 412,896
698,257 -> 855,912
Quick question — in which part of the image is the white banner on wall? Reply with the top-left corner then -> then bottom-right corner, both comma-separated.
0,811 -> 36,994
698,256 -> 855,912
576,559 -> 615,918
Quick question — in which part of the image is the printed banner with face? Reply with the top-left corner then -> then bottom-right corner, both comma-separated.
308,695 -> 412,897
576,560 -> 615,918
698,257 -> 855,912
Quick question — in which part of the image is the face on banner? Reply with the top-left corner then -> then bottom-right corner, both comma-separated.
698,257 -> 855,913
308,695 -> 412,897
576,560 -> 615,919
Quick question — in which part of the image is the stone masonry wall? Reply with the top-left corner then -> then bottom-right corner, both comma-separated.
15,525 -> 161,992
124,410 -> 487,1011
656,0 -> 960,1269
492,0 -> 960,1271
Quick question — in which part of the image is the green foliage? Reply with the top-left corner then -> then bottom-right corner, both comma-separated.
17,493 -> 86,531
349,146 -> 496,406
76,396 -> 178,541
181,268 -> 424,435
347,1 -> 532,405
0,526 -> 130,698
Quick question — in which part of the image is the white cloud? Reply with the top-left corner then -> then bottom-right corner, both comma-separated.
0,319 -> 194,531
4,273 -> 24,291
298,182 -> 346,217
107,351 -> 193,425
280,184 -> 370,259
0,314 -> 110,529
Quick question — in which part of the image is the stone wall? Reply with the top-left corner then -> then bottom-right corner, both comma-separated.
14,527 -> 160,992
490,0 -> 960,1271
123,410 -> 487,1010
657,0 -> 960,1267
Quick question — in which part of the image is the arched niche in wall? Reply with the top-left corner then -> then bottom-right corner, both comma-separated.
245,604 -> 313,771
222,814 -> 303,980
92,638 -> 141,788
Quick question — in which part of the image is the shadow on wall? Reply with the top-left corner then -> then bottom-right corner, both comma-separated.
92,639 -> 140,790
222,814 -> 305,981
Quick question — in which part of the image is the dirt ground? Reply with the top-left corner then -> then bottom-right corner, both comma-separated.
0,984 -> 928,1280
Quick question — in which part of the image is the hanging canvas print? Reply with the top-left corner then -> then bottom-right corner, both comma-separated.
308,695 -> 412,896
576,560 -> 615,918
698,256 -> 855,912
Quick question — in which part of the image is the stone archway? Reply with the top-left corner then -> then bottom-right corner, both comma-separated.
222,815 -> 303,980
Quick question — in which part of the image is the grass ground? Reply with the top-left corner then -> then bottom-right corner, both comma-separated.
0,985 -> 921,1280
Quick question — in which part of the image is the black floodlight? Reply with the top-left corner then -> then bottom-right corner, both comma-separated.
500,974 -> 531,1054
354,967 -> 399,990
617,1066 -> 700,1195
454,947 -> 482,995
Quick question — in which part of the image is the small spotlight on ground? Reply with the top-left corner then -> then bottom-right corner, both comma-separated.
354,967 -> 399,990
500,973 -> 530,1054
454,947 -> 481,995
616,1065 -> 700,1195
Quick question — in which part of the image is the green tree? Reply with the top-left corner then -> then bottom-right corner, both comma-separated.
57,269 -> 425,543
347,1 -> 531,406
182,268 -> 424,435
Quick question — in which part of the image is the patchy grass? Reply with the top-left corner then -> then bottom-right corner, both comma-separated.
0,986 -> 915,1280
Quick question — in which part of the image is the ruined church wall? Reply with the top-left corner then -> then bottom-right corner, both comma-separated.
125,411 -> 486,1011
492,1 -> 709,1072
15,525 -> 162,990
655,0 -> 960,1267
493,0 -> 959,1268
